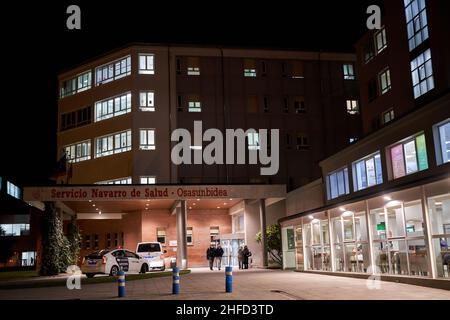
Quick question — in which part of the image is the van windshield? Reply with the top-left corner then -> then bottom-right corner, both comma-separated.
137,243 -> 160,252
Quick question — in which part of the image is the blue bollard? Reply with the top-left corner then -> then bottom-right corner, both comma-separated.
225,266 -> 232,293
117,270 -> 125,297
172,267 -> 180,294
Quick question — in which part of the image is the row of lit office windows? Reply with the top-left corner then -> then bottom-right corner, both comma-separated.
64,129 -> 313,164
60,53 -> 357,99
326,119 -> 450,200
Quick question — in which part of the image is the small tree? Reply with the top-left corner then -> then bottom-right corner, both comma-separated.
40,202 -> 63,276
256,224 -> 282,266
66,215 -> 81,266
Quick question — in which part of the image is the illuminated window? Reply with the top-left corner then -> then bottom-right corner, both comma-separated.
96,177 -> 132,185
139,91 -> 155,111
0,223 -> 29,236
139,54 -> 155,74
95,130 -> 132,158
375,27 -> 387,53
352,152 -> 383,191
326,167 -> 350,200
247,132 -> 260,150
65,140 -> 91,163
404,0 -> 429,51
389,133 -> 428,179
95,93 -> 131,122
210,226 -> 220,245
6,182 -> 21,200
411,48 -> 434,99
382,109 -> 395,125
343,64 -> 355,80
346,100 -> 359,115
434,120 -> 450,165
139,129 -> 156,150
187,227 -> 193,245
157,228 -> 166,244
95,56 -> 131,85
244,69 -> 257,77
379,68 -> 391,95
60,71 -> 92,98
188,101 -> 201,112
140,176 -> 156,184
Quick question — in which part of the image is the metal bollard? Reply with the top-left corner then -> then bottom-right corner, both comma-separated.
172,267 -> 180,294
225,266 -> 232,293
117,270 -> 125,297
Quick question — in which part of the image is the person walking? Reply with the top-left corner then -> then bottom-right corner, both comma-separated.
215,244 -> 224,270
238,246 -> 244,270
243,245 -> 252,269
206,245 -> 216,270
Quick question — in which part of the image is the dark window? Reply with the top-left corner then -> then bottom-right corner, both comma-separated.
368,78 -> 378,101
114,233 -> 118,247
61,106 -> 92,132
94,234 -> 99,249
106,233 -> 111,248
177,95 -> 183,111
283,97 -> 289,113
363,41 -> 375,64
261,61 -> 267,76
176,58 -> 181,74
263,97 -> 269,113
281,62 -> 287,77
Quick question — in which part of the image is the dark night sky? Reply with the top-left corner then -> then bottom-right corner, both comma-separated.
1,0 -> 382,186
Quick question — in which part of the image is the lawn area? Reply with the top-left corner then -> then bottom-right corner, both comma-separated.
0,269 -> 191,290
0,271 -> 39,281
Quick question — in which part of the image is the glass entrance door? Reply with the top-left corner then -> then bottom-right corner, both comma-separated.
221,239 -> 245,267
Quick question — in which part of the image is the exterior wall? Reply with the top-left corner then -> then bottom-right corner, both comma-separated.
285,179 -> 324,217
355,0 -> 450,134
57,45 -> 361,191
320,93 -> 450,207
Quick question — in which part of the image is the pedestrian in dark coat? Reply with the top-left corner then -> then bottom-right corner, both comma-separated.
238,247 -> 244,269
206,245 -> 216,270
242,245 -> 252,269
215,244 -> 224,270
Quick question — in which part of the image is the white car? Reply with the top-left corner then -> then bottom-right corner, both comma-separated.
81,249 -> 149,278
136,242 -> 167,271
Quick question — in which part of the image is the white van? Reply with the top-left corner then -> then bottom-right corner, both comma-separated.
136,242 -> 166,271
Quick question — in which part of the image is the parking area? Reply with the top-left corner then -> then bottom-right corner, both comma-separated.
0,268 -> 449,300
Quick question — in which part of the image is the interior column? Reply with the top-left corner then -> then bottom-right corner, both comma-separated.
176,200 -> 188,269
259,199 -> 269,267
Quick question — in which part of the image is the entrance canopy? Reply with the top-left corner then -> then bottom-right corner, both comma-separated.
23,184 -> 286,216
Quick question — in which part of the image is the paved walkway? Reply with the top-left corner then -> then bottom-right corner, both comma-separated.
0,268 -> 449,300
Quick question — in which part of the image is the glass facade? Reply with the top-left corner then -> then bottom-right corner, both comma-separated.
389,133 -> 428,179
287,181 -> 450,279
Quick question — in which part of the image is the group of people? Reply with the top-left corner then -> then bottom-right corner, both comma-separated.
206,244 -> 252,270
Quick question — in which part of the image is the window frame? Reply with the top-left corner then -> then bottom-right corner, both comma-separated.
139,54 -> 155,75
326,167 -> 350,200
378,68 -> 392,95
352,152 -> 383,192
94,92 -> 132,122
64,140 -> 91,163
139,128 -> 156,150
95,56 -> 131,86
140,176 -> 156,184
411,48 -> 434,99
343,64 -> 356,80
139,91 -> 155,111
346,100 -> 359,115
95,130 -> 132,158
388,132 -> 429,180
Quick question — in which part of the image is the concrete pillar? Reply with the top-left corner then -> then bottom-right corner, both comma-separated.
176,200 -> 188,269
259,199 -> 268,267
